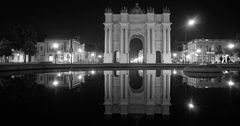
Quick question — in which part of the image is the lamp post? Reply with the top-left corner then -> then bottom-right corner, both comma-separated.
53,43 -> 59,64
184,19 -> 196,64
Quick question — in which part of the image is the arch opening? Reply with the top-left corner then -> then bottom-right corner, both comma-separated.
129,38 -> 143,63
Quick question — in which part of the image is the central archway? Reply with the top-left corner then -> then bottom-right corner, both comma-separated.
129,37 -> 144,63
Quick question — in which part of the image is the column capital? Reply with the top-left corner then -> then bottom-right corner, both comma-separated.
104,23 -> 113,27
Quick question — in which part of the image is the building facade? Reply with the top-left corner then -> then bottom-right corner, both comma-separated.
182,39 -> 240,64
103,3 -> 172,63
36,39 -> 86,63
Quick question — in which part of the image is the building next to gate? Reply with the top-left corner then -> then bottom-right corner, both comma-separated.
103,3 -> 172,63
36,39 -> 86,63
182,39 -> 240,64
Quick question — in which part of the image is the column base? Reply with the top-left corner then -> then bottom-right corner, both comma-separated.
162,53 -> 172,63
104,53 -> 113,63
120,53 -> 128,63
145,53 -> 156,63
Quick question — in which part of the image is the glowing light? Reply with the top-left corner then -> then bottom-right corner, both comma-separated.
173,53 -> 177,57
188,103 -> 194,109
91,70 -> 96,75
196,49 -> 201,53
173,69 -> 177,75
186,55 -> 190,59
53,43 -> 59,49
228,80 -> 234,86
223,70 -> 229,74
78,48 -> 83,52
16,53 -> 20,56
97,55 -> 102,58
91,53 -> 95,57
228,44 -> 235,49
78,75 -> 82,80
53,80 -> 59,86
188,19 -> 196,26
57,51 -> 61,54
57,73 -> 61,77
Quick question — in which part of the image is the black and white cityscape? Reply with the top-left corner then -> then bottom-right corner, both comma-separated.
0,0 -> 240,125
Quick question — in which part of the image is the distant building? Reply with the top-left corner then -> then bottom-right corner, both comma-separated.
36,39 -> 86,63
0,49 -> 36,63
182,39 -> 240,64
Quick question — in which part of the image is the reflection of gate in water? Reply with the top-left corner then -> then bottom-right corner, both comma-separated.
103,70 -> 172,117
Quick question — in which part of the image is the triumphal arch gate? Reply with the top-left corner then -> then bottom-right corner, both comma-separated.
104,3 -> 172,63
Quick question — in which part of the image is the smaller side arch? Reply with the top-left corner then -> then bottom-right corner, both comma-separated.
156,51 -> 161,63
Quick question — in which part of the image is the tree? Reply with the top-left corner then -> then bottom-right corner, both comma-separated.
0,39 -> 12,63
22,40 -> 37,62
5,24 -> 40,62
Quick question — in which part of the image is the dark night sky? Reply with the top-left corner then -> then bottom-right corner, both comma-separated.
0,0 -> 240,46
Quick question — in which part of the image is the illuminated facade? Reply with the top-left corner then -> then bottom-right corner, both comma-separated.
36,39 -> 86,63
104,3 -> 172,63
183,39 -> 240,64
36,71 -> 86,89
103,70 -> 171,117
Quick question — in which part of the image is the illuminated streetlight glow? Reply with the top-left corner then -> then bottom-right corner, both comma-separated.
196,49 -> 201,53
228,80 -> 234,86
173,53 -> 177,57
91,70 -> 96,75
57,73 -> 61,77
78,75 -> 82,80
97,55 -> 102,58
57,51 -> 61,54
53,80 -> 59,86
188,103 -> 194,109
53,43 -> 59,49
188,19 -> 196,26
17,53 -> 20,56
91,53 -> 95,57
78,48 -> 83,52
186,55 -> 190,59
228,44 -> 235,49
173,69 -> 177,75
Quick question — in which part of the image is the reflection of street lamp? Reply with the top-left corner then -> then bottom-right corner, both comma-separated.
53,43 -> 59,64
188,99 -> 195,110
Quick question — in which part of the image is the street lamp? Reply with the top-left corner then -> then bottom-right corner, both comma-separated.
184,18 -> 197,64
53,43 -> 59,64
228,43 -> 235,49
196,49 -> 201,63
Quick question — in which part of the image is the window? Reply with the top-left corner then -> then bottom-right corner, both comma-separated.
40,46 -> 43,51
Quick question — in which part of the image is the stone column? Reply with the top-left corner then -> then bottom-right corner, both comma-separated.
163,28 -> 167,54
147,28 -> 150,54
152,28 -> 155,53
104,28 -> 107,53
125,28 -> 128,54
167,28 -> 171,54
163,74 -> 166,99
109,26 -> 112,53
120,28 -> 124,53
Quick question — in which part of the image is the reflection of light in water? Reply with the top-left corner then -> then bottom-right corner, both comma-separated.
228,80 -> 234,86
173,69 -> 177,75
223,70 -> 229,74
78,75 -> 82,80
188,99 -> 195,110
53,80 -> 59,86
